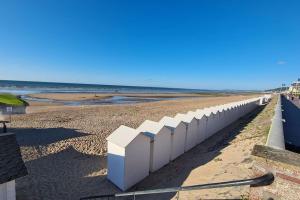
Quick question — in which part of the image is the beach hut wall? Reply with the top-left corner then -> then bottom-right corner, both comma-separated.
197,109 -> 215,138
222,106 -> 233,127
107,125 -> 151,191
159,116 -> 186,160
174,113 -> 198,151
208,108 -> 222,133
137,120 -> 172,172
224,104 -> 235,125
259,97 -> 264,105
215,106 -> 227,130
229,105 -> 238,122
187,111 -> 207,143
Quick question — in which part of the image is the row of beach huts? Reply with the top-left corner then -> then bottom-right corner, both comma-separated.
106,95 -> 271,191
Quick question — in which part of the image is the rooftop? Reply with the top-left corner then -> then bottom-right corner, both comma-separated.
107,125 -> 142,148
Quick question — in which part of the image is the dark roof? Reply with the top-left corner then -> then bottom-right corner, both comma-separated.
0,133 -> 28,184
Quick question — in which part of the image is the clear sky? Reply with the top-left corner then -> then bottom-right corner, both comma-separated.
0,0 -> 299,90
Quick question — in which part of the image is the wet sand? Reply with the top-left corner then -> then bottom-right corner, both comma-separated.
11,94 -> 274,200
27,92 -> 221,101
24,92 -> 255,113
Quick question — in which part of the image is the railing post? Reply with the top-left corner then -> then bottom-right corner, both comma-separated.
176,191 -> 180,200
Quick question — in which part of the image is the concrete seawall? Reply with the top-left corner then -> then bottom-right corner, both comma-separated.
266,95 -> 285,150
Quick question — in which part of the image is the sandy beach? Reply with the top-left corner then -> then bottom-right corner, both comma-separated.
27,92 -> 222,101
11,94 -> 274,200
24,92 -> 239,113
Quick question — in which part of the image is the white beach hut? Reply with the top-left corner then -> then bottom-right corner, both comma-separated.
232,104 -> 240,121
196,108 -> 215,138
222,104 -> 231,124
237,102 -> 245,118
244,101 -> 250,114
159,116 -> 186,160
204,108 -> 220,135
242,102 -> 248,115
215,105 -> 227,131
259,97 -> 264,105
107,125 -> 150,191
238,102 -> 245,117
236,104 -> 243,119
250,100 -> 256,111
223,106 -> 233,127
174,113 -> 198,151
137,120 -> 172,172
187,111 -> 207,143
217,106 -> 226,131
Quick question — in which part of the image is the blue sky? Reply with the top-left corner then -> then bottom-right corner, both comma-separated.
0,0 -> 299,90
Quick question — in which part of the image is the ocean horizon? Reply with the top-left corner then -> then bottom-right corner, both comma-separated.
0,80 -> 253,95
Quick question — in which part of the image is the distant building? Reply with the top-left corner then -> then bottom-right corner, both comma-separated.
288,79 -> 300,96
0,105 -> 26,115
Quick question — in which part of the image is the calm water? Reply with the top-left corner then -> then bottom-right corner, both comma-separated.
0,80 -> 212,105
0,80 -> 255,105
0,80 -> 214,95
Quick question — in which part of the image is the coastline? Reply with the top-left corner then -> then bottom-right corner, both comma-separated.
26,92 -> 228,101
22,92 -> 258,113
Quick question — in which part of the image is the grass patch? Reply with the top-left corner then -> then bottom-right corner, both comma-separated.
0,93 -> 28,106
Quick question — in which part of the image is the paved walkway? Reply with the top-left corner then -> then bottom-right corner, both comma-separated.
282,96 -> 300,152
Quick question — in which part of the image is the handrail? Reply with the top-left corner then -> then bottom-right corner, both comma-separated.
266,95 -> 285,150
80,173 -> 274,199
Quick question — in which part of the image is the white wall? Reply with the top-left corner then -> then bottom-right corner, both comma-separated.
197,117 -> 207,143
185,119 -> 198,151
151,127 -> 171,172
107,141 -> 125,190
0,181 -> 15,200
125,134 -> 150,190
171,123 -> 186,160
187,111 -> 209,147
204,113 -> 214,138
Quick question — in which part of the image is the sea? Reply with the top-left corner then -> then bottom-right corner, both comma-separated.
0,80 -> 254,105
0,80 -> 216,95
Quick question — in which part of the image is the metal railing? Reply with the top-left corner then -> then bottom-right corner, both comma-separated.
266,95 -> 285,150
80,173 -> 274,200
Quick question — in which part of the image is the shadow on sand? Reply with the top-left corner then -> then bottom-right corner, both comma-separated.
16,146 -> 121,200
13,127 -> 90,146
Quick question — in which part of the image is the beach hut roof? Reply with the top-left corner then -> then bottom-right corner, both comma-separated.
137,120 -> 166,139
209,107 -> 220,114
187,111 -> 206,120
107,125 -> 141,148
204,111 -> 214,118
0,133 -> 28,184
216,106 -> 225,112
159,116 -> 182,129
175,113 -> 195,123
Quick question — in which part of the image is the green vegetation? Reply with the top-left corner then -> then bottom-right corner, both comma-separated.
0,93 -> 28,106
